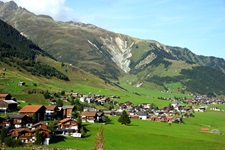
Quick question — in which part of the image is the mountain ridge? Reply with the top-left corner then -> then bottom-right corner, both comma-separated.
1,1 -> 225,96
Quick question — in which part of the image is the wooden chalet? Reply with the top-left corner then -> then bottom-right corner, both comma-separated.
0,94 -> 12,101
62,105 -> 75,118
80,111 -> 97,123
5,114 -> 33,128
8,122 -> 51,145
19,105 -> 46,122
32,122 -> 51,145
0,100 -> 17,112
8,128 -> 34,143
45,106 -> 62,120
55,118 -> 79,137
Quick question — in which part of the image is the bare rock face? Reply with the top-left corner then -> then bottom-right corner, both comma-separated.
100,35 -> 134,73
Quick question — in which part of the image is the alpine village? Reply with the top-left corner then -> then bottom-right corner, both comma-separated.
0,1 -> 225,150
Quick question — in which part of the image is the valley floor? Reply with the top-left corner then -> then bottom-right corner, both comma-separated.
8,110 -> 225,150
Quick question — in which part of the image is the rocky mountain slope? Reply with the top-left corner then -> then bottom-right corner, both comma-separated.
1,1 -> 225,96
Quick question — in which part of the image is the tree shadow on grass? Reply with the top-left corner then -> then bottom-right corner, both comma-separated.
127,124 -> 139,127
82,133 -> 91,138
50,136 -> 67,144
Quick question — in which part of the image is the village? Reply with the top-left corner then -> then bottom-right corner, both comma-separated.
0,92 -> 224,146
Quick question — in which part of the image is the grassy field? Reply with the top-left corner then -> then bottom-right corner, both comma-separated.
42,110 -> 225,150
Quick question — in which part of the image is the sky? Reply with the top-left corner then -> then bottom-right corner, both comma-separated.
2,0 -> 225,59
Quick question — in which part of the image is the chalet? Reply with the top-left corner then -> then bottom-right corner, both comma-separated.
32,122 -> 51,145
55,118 -> 80,137
83,107 -> 97,112
45,106 -> 61,120
0,94 -> 12,101
103,110 -> 112,116
19,105 -> 46,122
80,111 -> 97,123
62,106 -> 75,118
5,114 -> 33,129
8,128 -> 34,144
8,122 -> 51,145
0,100 -> 17,112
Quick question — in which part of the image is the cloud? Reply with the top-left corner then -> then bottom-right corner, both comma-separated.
1,0 -> 73,21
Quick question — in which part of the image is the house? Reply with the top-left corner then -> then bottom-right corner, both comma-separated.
96,112 -> 104,123
19,105 -> 46,122
8,122 -> 51,145
32,122 -> 51,145
8,128 -> 34,144
80,111 -> 97,123
62,106 -> 75,118
0,94 -> 12,101
45,106 -> 61,120
5,114 -> 33,129
55,118 -> 80,137
83,107 -> 97,112
136,111 -> 148,120
0,100 -> 17,112
200,128 -> 209,132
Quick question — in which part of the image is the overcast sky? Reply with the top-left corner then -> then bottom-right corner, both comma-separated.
2,0 -> 225,59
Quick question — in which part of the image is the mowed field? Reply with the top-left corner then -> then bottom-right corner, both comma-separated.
41,110 -> 225,150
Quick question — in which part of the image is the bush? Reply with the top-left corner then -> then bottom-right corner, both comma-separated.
4,137 -> 22,147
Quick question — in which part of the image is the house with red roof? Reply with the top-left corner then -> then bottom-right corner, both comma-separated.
55,118 -> 80,137
0,94 -> 12,101
80,111 -> 97,123
19,105 -> 46,122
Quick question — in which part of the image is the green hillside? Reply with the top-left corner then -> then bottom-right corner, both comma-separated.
1,1 -> 225,97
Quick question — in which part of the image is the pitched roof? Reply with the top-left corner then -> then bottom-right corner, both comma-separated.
45,105 -> 57,110
80,111 -> 97,117
19,105 -> 45,113
8,114 -> 26,119
0,94 -> 9,98
10,128 -> 31,133
59,118 -> 71,123
63,105 -> 75,109
32,122 -> 48,127
3,100 -> 17,104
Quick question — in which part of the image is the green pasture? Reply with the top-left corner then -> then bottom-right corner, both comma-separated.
44,112 -> 225,150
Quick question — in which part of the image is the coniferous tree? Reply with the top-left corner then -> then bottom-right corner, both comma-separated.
56,99 -> 63,107
0,127 -> 6,143
118,110 -> 131,125
34,129 -> 42,145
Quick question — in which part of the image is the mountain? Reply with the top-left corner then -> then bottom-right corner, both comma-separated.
1,1 -> 225,96
0,18 -> 70,81
0,18 -> 119,96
